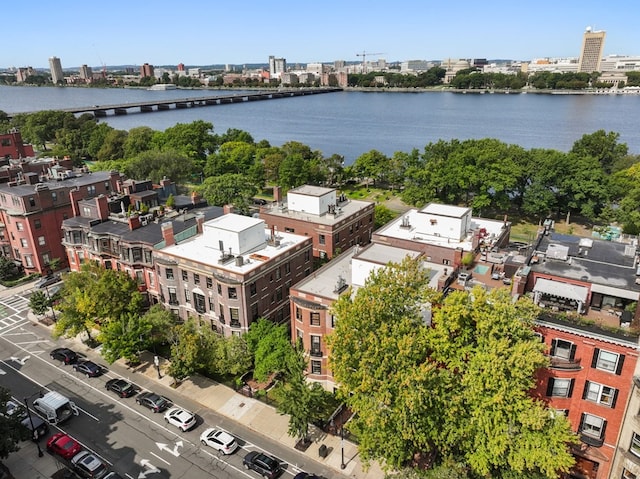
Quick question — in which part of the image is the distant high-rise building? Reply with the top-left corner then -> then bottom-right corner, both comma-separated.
140,63 -> 155,78
578,27 -> 606,73
49,56 -> 64,84
79,64 -> 93,82
268,56 -> 286,78
177,63 -> 185,72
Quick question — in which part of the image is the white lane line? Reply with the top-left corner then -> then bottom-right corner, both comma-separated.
148,451 -> 171,466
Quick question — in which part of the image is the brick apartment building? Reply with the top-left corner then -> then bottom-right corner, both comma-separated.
0,169 -> 123,274
0,130 -> 34,160
153,213 -> 313,336
259,185 -> 375,260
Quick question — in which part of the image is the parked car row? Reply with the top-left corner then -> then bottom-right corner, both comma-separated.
45,346 -> 322,479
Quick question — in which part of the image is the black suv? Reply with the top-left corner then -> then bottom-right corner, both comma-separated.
50,347 -> 78,365
135,392 -> 171,413
243,451 -> 282,479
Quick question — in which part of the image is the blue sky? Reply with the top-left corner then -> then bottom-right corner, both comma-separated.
4,0 -> 639,69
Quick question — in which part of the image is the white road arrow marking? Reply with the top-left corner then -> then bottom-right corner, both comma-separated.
138,459 -> 160,479
0,368 -> 5,375
9,355 -> 29,365
155,440 -> 183,457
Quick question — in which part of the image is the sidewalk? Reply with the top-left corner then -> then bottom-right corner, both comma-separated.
4,304 -> 385,479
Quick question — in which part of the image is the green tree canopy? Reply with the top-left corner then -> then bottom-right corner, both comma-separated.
328,258 -> 576,477
198,173 -> 257,213
124,149 -> 195,184
0,387 -> 30,459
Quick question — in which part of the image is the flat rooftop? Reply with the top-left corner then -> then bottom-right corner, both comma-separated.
375,208 -> 508,252
260,197 -> 373,226
531,232 -> 640,293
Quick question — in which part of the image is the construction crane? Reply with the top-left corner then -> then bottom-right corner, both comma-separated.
356,51 -> 385,73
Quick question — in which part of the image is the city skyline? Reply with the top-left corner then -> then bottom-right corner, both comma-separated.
4,0 -> 640,69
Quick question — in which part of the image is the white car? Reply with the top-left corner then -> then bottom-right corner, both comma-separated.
164,407 -> 196,432
200,427 -> 238,454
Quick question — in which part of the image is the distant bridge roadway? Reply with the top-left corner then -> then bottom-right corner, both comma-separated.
9,87 -> 343,118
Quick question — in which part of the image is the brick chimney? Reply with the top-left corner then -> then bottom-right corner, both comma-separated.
274,186 -> 282,204
69,188 -> 83,217
95,195 -> 110,220
161,222 -> 175,246
223,204 -> 235,215
195,213 -> 205,234
128,214 -> 141,230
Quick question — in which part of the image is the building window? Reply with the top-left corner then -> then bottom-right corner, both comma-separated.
166,268 -> 174,280
168,287 -> 178,305
310,312 -> 320,326
276,286 -> 282,301
251,303 -> 259,321
304,250 -> 310,262
51,192 -> 57,202
275,267 -> 281,280
20,238 -> 27,248
319,234 -> 326,245
42,253 -> 50,265
546,378 -> 573,398
629,432 -> 640,457
592,348 -> 624,374
250,281 -> 257,296
584,381 -> 617,407
305,268 -> 311,277
311,335 -> 321,356
296,328 -> 303,345
335,232 -> 340,242
285,227 -> 294,233
217,284 -> 222,295
311,360 -> 321,375
38,236 -> 45,246
228,287 -> 237,299
580,413 -> 605,440
34,219 -> 41,229
219,304 -> 225,323
550,339 -> 576,360
284,262 -> 290,274
182,270 -> 188,281
24,256 -> 33,267
623,468 -> 638,479
230,308 -> 240,327
296,307 -> 302,322
148,271 -> 155,287
206,277 -> 213,289
193,293 -> 206,314
184,289 -> 190,303
16,222 -> 23,231
331,315 -> 336,328
193,273 -> 200,285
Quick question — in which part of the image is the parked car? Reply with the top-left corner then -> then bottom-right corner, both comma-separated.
253,198 -> 267,205
35,274 -> 61,289
73,360 -> 102,377
293,473 -> 321,479
47,432 -> 83,460
50,347 -> 78,365
105,379 -> 136,398
136,392 -> 171,413
5,400 -> 49,441
200,428 -> 238,454
164,407 -> 196,432
71,451 -> 108,479
243,451 -> 282,479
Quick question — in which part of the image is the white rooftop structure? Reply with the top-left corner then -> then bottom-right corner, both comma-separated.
160,213 -> 309,274
376,203 -> 508,252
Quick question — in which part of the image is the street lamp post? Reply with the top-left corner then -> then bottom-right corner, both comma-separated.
23,395 -> 44,457
340,424 -> 346,469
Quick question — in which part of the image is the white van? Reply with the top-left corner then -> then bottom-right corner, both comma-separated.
32,391 -> 79,425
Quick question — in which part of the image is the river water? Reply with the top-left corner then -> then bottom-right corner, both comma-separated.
1,85 -> 639,164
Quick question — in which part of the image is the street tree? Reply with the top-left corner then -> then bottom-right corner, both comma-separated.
0,387 -> 29,459
29,290 -> 51,318
167,318 -> 217,383
99,312 -> 153,365
328,258 -> 576,477
54,263 -> 144,344
210,335 -> 252,376
244,318 -> 294,382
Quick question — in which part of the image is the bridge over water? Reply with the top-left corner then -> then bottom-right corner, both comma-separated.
11,87 -> 343,118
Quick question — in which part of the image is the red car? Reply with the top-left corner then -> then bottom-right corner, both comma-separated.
46,432 -> 83,460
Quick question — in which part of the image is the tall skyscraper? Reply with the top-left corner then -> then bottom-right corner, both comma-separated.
49,56 -> 64,84
268,56 -> 286,79
578,27 -> 606,73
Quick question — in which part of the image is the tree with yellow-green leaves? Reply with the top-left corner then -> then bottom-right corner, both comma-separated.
327,257 -> 577,478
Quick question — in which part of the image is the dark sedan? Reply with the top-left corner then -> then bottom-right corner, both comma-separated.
135,392 -> 171,413
50,347 -> 78,365
73,360 -> 102,377
105,379 -> 136,398
243,451 -> 282,479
